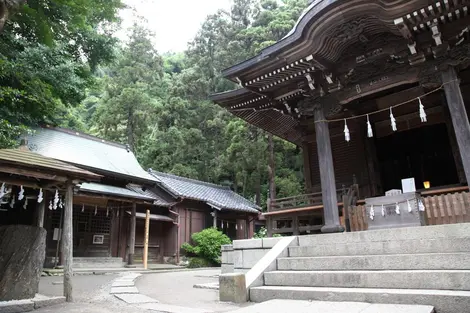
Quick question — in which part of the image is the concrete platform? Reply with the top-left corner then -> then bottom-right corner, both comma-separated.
227,300 -> 434,313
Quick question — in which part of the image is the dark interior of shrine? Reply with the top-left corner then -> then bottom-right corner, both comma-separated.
376,123 -> 459,192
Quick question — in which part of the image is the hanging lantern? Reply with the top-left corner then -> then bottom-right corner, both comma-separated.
366,115 -> 373,138
381,204 -> 385,217
0,183 -> 6,199
419,98 -> 427,122
390,107 -> 397,131
395,203 -> 401,215
23,198 -> 28,210
344,119 -> 350,142
37,188 -> 43,203
407,200 -> 412,213
369,205 -> 375,220
18,186 -> 25,200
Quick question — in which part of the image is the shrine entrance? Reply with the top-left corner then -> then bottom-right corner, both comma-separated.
376,123 -> 460,192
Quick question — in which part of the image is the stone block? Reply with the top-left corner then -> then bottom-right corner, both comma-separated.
222,251 -> 234,264
114,293 -> 159,304
221,244 -> 234,252
262,237 -> 283,248
233,239 -> 262,250
233,250 -> 243,268
0,299 -> 34,313
221,264 -> 234,274
33,296 -> 65,309
110,286 -> 139,294
219,273 -> 248,303
242,249 -> 269,269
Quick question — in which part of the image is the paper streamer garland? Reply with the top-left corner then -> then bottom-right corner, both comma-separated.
37,188 -> 43,203
419,98 -> 427,122
18,186 -> 25,200
368,198 -> 426,220
344,119 -> 350,142
390,108 -> 397,132
366,114 -> 373,138
0,183 -> 6,199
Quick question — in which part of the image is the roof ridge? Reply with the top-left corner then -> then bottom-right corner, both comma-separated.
40,126 -> 129,150
149,170 -> 231,190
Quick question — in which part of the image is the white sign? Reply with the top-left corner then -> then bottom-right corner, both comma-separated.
401,178 -> 416,193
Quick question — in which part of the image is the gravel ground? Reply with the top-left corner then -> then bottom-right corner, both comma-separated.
136,269 -> 252,312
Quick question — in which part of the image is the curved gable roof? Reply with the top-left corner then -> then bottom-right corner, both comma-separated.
27,127 -> 157,183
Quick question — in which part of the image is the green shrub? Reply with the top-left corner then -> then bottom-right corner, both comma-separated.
181,227 -> 231,265
253,227 -> 281,238
187,257 -> 213,268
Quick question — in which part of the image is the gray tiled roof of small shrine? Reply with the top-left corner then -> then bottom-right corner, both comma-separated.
149,170 -> 261,214
27,127 -> 158,183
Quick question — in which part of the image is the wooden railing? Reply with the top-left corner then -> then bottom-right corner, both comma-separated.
347,186 -> 470,232
269,187 -> 348,212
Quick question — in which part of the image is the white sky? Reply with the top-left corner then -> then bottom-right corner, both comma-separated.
119,0 -> 232,53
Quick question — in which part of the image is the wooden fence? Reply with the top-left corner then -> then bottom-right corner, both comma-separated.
346,188 -> 470,232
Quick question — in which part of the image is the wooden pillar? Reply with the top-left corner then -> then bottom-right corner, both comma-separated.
302,142 -> 313,192
442,92 -> 467,184
266,216 -> 273,237
292,216 -> 299,236
314,105 -> 344,233
441,67 -> 470,185
212,210 -> 217,228
143,209 -> 150,269
128,202 -> 136,266
36,201 -> 46,228
62,182 -> 74,302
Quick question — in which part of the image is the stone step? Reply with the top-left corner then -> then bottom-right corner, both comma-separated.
227,299 -> 435,313
289,237 -> 470,257
249,286 -> 470,313
297,223 -> 470,247
278,253 -> 470,271
263,270 -> 470,290
73,257 -> 125,268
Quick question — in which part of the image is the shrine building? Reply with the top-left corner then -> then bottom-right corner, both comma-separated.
211,0 -> 470,235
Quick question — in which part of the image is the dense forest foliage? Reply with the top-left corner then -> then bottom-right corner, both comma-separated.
0,0 -> 308,209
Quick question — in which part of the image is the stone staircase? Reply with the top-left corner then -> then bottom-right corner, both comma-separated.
249,223 -> 470,313
73,257 -> 125,268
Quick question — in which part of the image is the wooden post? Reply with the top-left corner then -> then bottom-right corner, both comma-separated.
314,105 -> 344,233
62,182 -> 74,302
266,216 -> 273,237
128,202 -> 136,266
441,67 -> 470,185
292,216 -> 300,236
36,201 -> 45,228
143,209 -> 150,269
212,210 -> 217,228
302,142 -> 313,192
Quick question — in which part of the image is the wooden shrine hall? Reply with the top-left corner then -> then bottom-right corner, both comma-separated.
211,0 -> 470,235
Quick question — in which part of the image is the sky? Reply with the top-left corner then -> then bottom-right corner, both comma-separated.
119,0 -> 232,53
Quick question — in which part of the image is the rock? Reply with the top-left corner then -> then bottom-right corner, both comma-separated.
219,273 -> 247,303
0,225 -> 46,301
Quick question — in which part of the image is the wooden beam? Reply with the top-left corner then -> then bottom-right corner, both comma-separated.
62,182 -> 74,302
0,165 -> 68,182
420,186 -> 469,196
442,67 -> 470,185
128,203 -> 136,266
314,106 -> 343,233
143,209 -> 150,270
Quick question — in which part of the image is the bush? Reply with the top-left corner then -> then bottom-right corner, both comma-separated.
187,257 -> 213,268
253,227 -> 281,238
181,227 -> 231,265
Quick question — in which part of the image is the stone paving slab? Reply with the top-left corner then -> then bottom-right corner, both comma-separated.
0,299 -> 34,313
32,295 -> 65,309
114,293 -> 159,304
193,282 -> 219,290
226,300 -> 435,313
112,280 -> 135,287
138,302 -> 213,313
110,286 -> 139,294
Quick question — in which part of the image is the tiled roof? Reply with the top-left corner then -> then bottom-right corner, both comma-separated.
127,183 -> 173,207
126,211 -> 175,223
27,127 -> 157,183
79,183 -> 156,201
149,170 -> 261,214
0,149 -> 101,180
